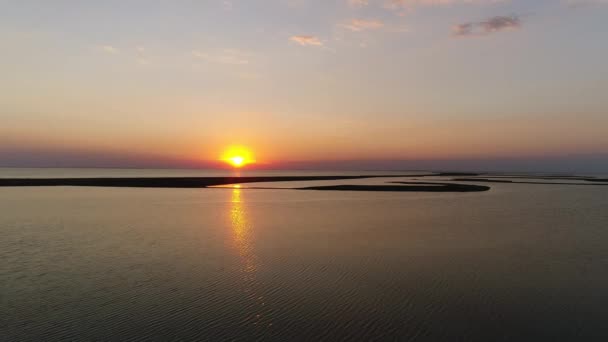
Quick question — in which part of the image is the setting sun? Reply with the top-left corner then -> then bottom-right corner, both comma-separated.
221,146 -> 255,168
230,156 -> 245,167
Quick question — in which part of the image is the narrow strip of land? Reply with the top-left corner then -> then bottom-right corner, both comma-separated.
452,178 -> 608,186
465,175 -> 608,182
300,182 -> 490,192
0,175 -> 424,188
5,173 -> 603,191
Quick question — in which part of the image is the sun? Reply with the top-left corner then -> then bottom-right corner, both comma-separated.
221,146 -> 255,168
229,156 -> 245,167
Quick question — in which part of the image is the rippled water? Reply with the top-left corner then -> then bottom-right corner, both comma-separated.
2,179 -> 608,341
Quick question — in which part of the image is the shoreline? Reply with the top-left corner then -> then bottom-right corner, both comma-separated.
0,175 -> 421,189
300,183 -> 490,192
0,175 -> 491,192
3,173 -> 603,191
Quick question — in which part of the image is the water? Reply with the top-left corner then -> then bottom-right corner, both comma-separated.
1,171 -> 608,341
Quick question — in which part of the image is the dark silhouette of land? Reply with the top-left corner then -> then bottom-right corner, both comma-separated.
300,182 -> 490,192
0,175 -> 493,192
464,175 -> 608,182
2,173 -> 604,191
0,175 -> 427,188
452,178 -> 608,186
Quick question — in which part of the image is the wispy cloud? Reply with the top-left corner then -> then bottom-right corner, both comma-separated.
348,0 -> 370,8
385,0 -> 506,14
133,46 -> 152,66
290,35 -> 323,46
452,15 -> 521,37
192,49 -> 251,64
98,45 -> 119,54
341,18 -> 385,31
565,0 -> 608,8
387,0 -> 505,7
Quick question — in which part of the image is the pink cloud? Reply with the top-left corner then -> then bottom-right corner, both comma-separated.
290,35 -> 323,46
341,18 -> 385,31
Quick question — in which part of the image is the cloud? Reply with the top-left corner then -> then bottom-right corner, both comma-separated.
98,45 -> 119,54
452,15 -> 521,37
387,0 -> 505,6
341,18 -> 385,31
479,15 -> 520,32
452,23 -> 475,36
192,49 -> 250,64
348,0 -> 370,7
565,0 -> 608,7
385,0 -> 506,12
289,35 -> 323,46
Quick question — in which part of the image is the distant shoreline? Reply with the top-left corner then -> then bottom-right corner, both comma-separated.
0,174 -> 491,192
3,173 -> 606,192
300,183 -> 490,192
0,175 -> 420,189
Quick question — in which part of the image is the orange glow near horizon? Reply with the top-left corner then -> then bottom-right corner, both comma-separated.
221,146 -> 255,168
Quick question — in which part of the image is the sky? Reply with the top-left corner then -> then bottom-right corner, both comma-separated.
1,0 -> 607,172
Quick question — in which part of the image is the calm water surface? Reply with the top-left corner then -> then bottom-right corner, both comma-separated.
1,177 -> 608,341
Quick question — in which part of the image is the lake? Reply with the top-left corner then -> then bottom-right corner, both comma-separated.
2,169 -> 608,341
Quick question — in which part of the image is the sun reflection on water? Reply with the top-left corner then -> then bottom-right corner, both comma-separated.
229,188 -> 273,330
231,188 -> 256,273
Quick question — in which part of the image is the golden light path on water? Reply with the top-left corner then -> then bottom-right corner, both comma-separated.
229,186 -> 273,330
